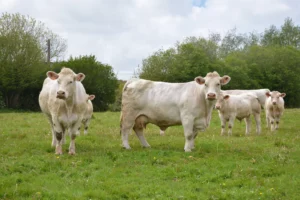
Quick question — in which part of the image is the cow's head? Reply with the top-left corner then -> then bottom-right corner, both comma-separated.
215,93 -> 230,110
195,71 -> 231,101
266,91 -> 286,105
47,67 -> 85,100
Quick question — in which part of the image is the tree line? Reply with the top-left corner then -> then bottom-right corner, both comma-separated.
0,13 -> 118,111
1,13 -> 300,110
137,18 -> 300,107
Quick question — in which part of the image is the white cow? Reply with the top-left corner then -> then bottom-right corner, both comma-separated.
215,93 -> 261,136
120,71 -> 231,152
223,89 -> 270,108
39,67 -> 88,155
265,91 -> 286,131
81,94 -> 95,135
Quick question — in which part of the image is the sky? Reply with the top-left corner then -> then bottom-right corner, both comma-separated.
1,0 -> 300,80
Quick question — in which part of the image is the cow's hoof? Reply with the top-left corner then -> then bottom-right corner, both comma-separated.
55,146 -> 62,155
68,151 -> 76,155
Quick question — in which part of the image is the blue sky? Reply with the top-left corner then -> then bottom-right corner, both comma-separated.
193,0 -> 207,8
1,0 -> 299,80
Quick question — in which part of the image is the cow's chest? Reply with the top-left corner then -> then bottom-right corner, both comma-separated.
58,113 -> 79,127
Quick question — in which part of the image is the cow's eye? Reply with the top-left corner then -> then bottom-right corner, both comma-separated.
217,83 -> 220,86
69,81 -> 73,84
205,84 -> 208,87
57,80 -> 61,84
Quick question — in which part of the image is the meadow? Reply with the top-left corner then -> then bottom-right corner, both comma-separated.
0,109 -> 299,199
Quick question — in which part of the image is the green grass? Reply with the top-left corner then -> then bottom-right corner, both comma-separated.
0,109 -> 299,199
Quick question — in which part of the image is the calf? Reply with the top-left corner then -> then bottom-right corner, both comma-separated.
120,71 -> 231,152
39,67 -> 88,155
82,94 -> 95,135
215,93 -> 261,136
223,89 -> 270,108
265,91 -> 286,131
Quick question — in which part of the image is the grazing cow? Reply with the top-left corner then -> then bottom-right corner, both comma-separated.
223,89 -> 270,108
81,94 -> 95,135
120,71 -> 231,152
39,67 -> 88,155
265,91 -> 286,131
215,93 -> 261,136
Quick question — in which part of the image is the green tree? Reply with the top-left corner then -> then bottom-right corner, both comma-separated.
0,13 -> 67,109
52,55 -> 119,111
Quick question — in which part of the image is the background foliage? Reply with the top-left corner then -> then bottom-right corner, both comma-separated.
138,18 -> 300,107
1,13 -> 300,110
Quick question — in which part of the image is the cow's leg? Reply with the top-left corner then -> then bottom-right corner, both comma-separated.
69,121 -> 81,155
45,115 -> 56,147
120,112 -> 136,149
220,118 -> 226,136
275,115 -> 281,130
228,117 -> 235,136
191,128 -> 199,149
266,112 -> 270,129
52,119 -> 64,155
133,126 -> 150,148
51,126 -> 57,147
270,116 -> 275,132
245,117 -> 251,135
182,117 -> 194,152
254,113 -> 261,134
84,118 -> 91,135
159,129 -> 166,136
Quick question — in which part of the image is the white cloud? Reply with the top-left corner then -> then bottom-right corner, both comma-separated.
1,0 -> 299,80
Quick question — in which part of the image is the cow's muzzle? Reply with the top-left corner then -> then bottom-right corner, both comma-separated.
207,93 -> 216,100
56,91 -> 66,99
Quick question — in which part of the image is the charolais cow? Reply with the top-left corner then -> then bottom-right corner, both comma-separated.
223,89 -> 270,108
120,71 -> 231,152
39,67 -> 88,155
215,92 -> 261,136
81,94 -> 95,135
265,91 -> 286,131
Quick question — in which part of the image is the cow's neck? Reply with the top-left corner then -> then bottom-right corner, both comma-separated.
64,95 -> 76,117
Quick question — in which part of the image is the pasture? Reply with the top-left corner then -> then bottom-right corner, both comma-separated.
0,109 -> 299,199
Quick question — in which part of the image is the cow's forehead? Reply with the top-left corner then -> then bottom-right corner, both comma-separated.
58,68 -> 76,80
205,71 -> 221,83
271,91 -> 280,97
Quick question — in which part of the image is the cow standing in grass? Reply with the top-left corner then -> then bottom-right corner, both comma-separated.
215,93 -> 261,136
265,91 -> 286,131
81,94 -> 95,135
120,71 -> 231,152
223,89 -> 270,108
39,67 -> 88,155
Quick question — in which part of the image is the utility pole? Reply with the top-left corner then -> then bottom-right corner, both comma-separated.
47,39 -> 51,65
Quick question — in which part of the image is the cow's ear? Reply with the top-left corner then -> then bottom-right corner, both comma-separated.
47,71 -> 59,80
220,75 -> 231,85
76,73 -> 85,82
224,95 -> 230,100
265,92 -> 271,97
195,76 -> 205,85
89,95 -> 95,100
280,93 -> 286,98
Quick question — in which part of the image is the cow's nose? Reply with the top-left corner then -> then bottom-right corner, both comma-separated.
215,105 -> 220,110
207,93 -> 216,99
57,91 -> 65,95
272,102 -> 277,105
57,91 -> 66,99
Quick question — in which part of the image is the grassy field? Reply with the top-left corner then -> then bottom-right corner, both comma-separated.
0,109 -> 299,199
